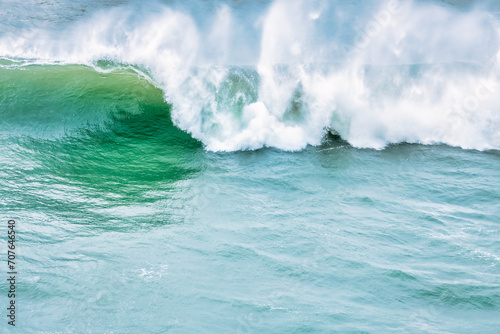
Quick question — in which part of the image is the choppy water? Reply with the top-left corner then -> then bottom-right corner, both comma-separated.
1,0 -> 500,333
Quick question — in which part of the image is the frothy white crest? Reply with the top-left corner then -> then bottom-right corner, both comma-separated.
0,0 -> 499,151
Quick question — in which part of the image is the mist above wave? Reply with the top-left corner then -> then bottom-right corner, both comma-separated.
1,0 -> 499,151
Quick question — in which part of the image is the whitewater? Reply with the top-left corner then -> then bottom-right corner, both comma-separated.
1,0 -> 499,151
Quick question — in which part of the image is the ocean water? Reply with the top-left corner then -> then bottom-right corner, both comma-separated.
1,0 -> 500,333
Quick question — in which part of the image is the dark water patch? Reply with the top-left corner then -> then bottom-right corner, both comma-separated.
418,284 -> 500,310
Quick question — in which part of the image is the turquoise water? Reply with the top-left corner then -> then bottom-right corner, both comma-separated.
1,1 -> 500,333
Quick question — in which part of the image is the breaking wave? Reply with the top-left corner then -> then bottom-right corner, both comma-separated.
1,0 -> 499,151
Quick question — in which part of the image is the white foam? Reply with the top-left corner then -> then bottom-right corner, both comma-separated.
0,0 -> 499,151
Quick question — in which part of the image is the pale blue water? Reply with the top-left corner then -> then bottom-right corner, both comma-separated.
1,1 -> 500,333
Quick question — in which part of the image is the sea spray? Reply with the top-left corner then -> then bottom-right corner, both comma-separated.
0,0 -> 499,151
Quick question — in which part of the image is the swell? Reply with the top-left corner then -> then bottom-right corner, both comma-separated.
0,64 -> 203,217
0,64 -> 188,140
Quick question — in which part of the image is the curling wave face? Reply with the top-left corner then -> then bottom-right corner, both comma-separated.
1,0 -> 500,151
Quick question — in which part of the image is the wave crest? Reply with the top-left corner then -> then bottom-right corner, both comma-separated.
1,0 -> 500,151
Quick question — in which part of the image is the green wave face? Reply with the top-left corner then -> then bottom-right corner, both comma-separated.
1,64 -> 174,135
0,64 -> 203,227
